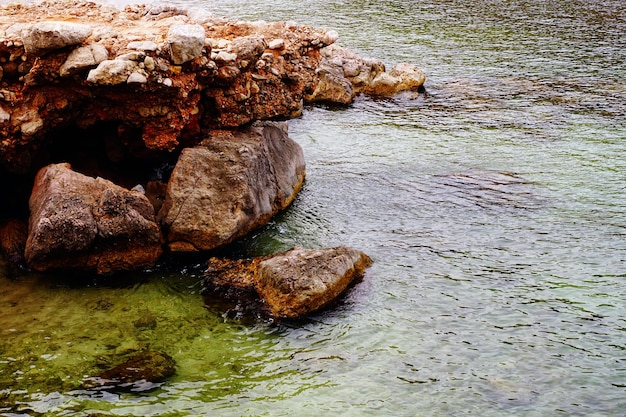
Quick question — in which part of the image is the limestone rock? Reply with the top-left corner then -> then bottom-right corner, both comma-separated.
86,59 -> 138,85
167,24 -> 206,65
158,123 -> 305,252
309,64 -> 355,104
21,21 -> 93,56
59,44 -> 109,77
25,163 -> 162,274
307,44 -> 425,102
365,62 -> 426,96
256,246 -> 372,318
204,246 -> 373,318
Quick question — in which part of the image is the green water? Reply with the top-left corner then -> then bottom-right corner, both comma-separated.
2,0 -> 625,415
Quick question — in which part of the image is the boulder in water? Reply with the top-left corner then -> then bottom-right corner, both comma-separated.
24,163 -> 163,274
205,246 -> 373,318
158,122 -> 305,252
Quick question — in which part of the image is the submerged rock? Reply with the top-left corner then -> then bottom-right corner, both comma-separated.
84,351 -> 176,392
24,163 -> 163,274
159,122 -> 305,252
205,246 -> 373,318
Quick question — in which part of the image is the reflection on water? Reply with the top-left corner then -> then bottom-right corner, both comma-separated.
2,0 -> 626,415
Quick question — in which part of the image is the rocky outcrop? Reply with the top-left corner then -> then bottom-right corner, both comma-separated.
0,1 -> 425,275
158,122 -> 305,252
0,1 -> 425,174
205,246 -> 373,318
306,44 -> 426,103
25,163 -> 162,274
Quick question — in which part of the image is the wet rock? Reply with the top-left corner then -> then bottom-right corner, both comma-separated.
256,246 -> 372,318
365,62 -> 426,96
306,44 -> 425,103
84,351 -> 175,392
159,122 -> 305,252
21,21 -> 92,56
204,246 -> 373,318
24,163 -> 163,274
86,59 -> 139,85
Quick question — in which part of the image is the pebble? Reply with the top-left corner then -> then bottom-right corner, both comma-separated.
268,39 -> 285,50
127,71 -> 147,84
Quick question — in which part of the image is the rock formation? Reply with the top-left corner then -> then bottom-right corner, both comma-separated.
25,162 -> 163,274
205,246 -> 373,318
0,1 -> 424,274
159,122 -> 305,252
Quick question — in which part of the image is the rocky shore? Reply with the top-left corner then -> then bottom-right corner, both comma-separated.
0,0 -> 425,318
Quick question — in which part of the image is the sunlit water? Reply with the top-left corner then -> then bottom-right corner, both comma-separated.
1,0 -> 625,416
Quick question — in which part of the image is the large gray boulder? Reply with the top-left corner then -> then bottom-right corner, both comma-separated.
158,122 -> 305,252
24,163 -> 163,274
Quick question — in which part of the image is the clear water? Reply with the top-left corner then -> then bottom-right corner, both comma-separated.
1,0 -> 625,415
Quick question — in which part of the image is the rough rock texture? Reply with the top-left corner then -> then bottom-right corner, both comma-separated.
25,163 -> 162,274
0,1 -> 425,274
0,0 -> 425,175
307,44 -> 426,103
159,122 -> 305,252
205,246 -> 373,318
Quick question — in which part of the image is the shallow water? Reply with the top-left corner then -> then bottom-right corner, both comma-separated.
1,0 -> 625,416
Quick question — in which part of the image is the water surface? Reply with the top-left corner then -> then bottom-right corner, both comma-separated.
1,0 -> 625,415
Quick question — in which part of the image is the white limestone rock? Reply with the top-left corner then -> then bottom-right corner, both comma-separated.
59,44 -> 109,77
21,21 -> 93,56
86,59 -> 138,85
167,24 -> 205,65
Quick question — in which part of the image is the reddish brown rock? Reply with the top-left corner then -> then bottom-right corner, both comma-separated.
24,163 -> 162,274
205,246 -> 373,318
0,218 -> 28,266
159,122 -> 305,252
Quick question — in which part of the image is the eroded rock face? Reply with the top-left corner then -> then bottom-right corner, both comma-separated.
25,163 -> 162,274
159,122 -> 305,252
205,246 -> 373,318
0,1 -> 425,176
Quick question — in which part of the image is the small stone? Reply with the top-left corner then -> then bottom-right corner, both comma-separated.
117,51 -> 145,62
322,30 -> 339,46
59,44 -> 109,77
127,41 -> 158,51
268,39 -> 285,50
215,51 -> 237,64
143,56 -> 155,71
162,78 -> 173,87
87,60 -> 137,85
127,71 -> 148,84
